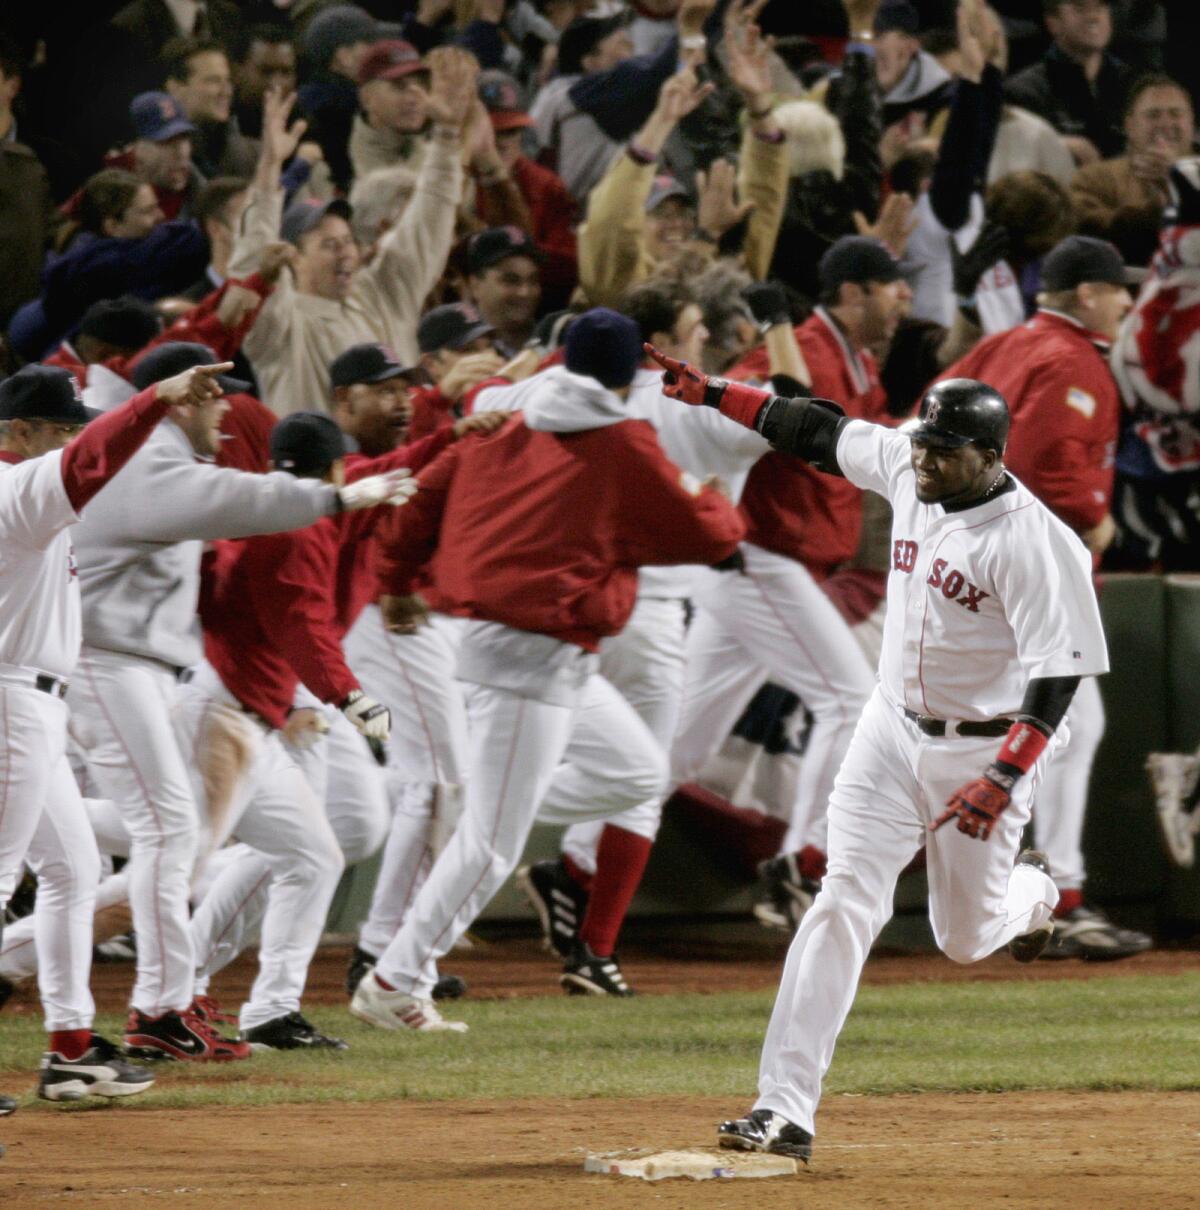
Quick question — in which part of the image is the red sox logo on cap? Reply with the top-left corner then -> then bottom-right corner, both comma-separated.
376,343 -> 397,361
71,376 -> 84,403
160,96 -> 178,121
925,396 -> 941,424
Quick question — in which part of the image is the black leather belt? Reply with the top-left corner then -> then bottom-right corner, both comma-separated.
35,674 -> 69,699
903,707 -> 1014,738
175,667 -> 194,684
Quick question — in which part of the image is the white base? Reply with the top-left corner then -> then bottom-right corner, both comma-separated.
585,1148 -> 799,1181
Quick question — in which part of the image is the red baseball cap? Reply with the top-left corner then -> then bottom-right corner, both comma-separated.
357,40 -> 427,86
478,69 -> 533,132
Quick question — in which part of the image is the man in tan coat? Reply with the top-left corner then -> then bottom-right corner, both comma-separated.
228,50 -> 475,416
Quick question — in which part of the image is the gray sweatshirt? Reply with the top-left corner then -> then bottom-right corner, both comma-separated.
73,420 -> 339,668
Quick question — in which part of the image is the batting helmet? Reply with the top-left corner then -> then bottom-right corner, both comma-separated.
910,378 -> 1009,454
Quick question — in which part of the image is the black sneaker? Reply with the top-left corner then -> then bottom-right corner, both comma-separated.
560,940 -> 634,997
94,932 -> 137,964
346,945 -> 377,996
243,1012 -> 349,1052
1042,905 -> 1153,961
717,1109 -> 813,1161
1008,851 -> 1055,963
432,973 -> 468,1001
756,853 -> 820,932
0,1093 -> 16,1116
37,1034 -> 155,1102
517,858 -> 588,958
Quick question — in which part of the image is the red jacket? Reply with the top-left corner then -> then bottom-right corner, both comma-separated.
730,307 -> 889,577
375,404 -> 745,651
202,432 -> 451,726
937,309 -> 1119,532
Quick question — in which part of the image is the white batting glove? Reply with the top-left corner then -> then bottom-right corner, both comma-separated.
340,690 -> 391,741
337,468 -> 415,511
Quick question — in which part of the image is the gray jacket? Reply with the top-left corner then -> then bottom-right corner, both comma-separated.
73,421 -> 339,668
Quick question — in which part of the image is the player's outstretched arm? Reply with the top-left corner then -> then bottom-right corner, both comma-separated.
644,343 -> 848,472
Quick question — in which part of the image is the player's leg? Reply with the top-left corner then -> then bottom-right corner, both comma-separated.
189,843 -> 273,994
68,650 -> 199,1018
315,711 -> 390,867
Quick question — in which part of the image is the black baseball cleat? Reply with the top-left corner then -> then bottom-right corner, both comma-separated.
125,1008 -> 251,1061
756,853 -> 821,933
93,931 -> 137,964
560,940 -> 634,997
517,858 -> 589,958
1041,905 -> 1153,961
718,1109 -> 813,1161
37,1034 -> 155,1102
432,973 -> 468,1001
0,973 -> 14,1013
0,1093 -> 16,1116
242,1012 -> 349,1052
1008,850 -> 1055,963
346,945 -> 377,996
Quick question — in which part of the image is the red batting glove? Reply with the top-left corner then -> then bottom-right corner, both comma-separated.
930,774 -> 1012,841
644,343 -> 715,406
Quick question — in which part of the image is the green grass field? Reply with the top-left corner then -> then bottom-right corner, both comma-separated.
3,973 -> 1199,1110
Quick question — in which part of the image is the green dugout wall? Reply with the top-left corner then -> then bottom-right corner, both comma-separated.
327,574 -> 1200,943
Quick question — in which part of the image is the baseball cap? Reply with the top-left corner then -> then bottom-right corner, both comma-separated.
466,226 -> 543,275
302,5 -> 378,69
280,196 -> 353,246
874,0 -> 920,34
357,39 -> 426,86
478,70 -> 533,131
130,91 -> 196,143
0,365 -> 102,424
417,303 -> 495,354
270,412 -> 351,477
79,296 -> 163,352
130,342 -> 251,395
330,342 -> 418,387
1040,235 -> 1134,290
564,307 -> 642,390
645,174 -> 693,214
558,13 -> 629,76
819,235 -> 903,293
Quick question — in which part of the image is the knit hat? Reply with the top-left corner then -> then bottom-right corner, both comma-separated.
563,308 -> 642,390
302,5 -> 378,69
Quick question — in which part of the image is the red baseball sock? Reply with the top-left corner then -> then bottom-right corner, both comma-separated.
562,852 -> 593,894
1054,888 -> 1082,917
579,826 -> 653,958
48,1029 -> 92,1060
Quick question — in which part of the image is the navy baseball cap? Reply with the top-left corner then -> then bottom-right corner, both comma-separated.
466,226 -> 543,275
281,196 -> 353,246
271,412 -> 351,477
0,365 -> 101,424
819,236 -> 904,292
130,342 -> 251,395
479,70 -> 532,131
564,307 -> 642,390
130,91 -> 196,143
417,303 -> 495,354
1040,235 -> 1134,290
79,296 -> 163,351
330,342 -> 418,387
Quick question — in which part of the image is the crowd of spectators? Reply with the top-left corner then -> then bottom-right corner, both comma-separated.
1,0 -> 1197,573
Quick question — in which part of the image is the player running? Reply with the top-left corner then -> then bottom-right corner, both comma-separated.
643,346 -> 1108,1163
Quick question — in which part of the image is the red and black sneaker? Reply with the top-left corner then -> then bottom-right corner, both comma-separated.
124,1008 -> 251,1062
190,995 -> 239,1028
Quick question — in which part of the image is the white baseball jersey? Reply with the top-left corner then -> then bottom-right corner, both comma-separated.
0,451 -> 83,678
835,420 -> 1109,720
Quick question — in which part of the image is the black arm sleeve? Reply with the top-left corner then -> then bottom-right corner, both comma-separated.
755,395 -> 850,476
1018,675 -> 1081,736
929,65 -> 1004,232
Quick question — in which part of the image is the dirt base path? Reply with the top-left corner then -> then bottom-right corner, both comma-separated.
3,1091 -> 1197,1209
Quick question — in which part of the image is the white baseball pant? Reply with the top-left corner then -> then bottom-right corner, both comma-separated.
672,544 -> 875,853
0,679 -> 99,1032
1032,675 -> 1103,893
345,606 -> 469,960
559,596 -> 688,873
373,670 -> 668,998
177,664 -> 344,1030
67,647 -> 199,1017
190,709 -> 388,989
754,688 -> 1058,1135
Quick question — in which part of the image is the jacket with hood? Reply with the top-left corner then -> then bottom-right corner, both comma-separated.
374,365 -> 746,660
881,49 -> 954,130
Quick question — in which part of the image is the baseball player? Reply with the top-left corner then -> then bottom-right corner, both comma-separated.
938,234 -> 1151,960
67,341 -> 411,1062
0,360 -> 234,1103
349,310 -> 745,1032
643,347 -> 1108,1162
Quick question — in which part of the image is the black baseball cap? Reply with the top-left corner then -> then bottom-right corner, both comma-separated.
270,412 -> 351,477
79,296 -> 163,351
0,365 -> 102,424
466,226 -> 543,276
280,196 -> 353,246
819,235 -> 904,292
417,303 -> 495,354
130,342 -> 251,395
557,13 -> 629,76
1040,235 -> 1134,290
330,342 -> 418,387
